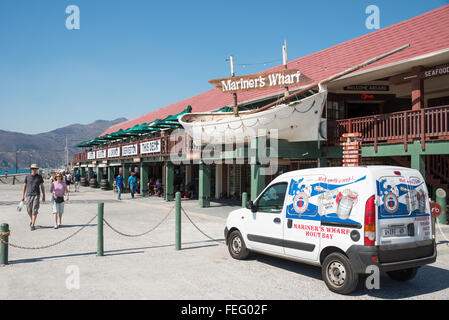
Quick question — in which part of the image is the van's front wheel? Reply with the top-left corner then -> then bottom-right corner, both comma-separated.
322,252 -> 359,295
228,230 -> 249,260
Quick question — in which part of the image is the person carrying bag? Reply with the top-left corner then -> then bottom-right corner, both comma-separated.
50,173 -> 69,229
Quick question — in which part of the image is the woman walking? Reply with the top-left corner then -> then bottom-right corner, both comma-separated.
50,173 -> 69,229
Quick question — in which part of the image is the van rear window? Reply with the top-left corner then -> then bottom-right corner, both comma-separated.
377,176 -> 428,218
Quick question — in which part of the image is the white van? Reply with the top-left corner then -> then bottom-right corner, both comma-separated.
224,166 -> 436,294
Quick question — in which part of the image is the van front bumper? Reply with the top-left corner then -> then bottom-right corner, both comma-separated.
346,239 -> 436,273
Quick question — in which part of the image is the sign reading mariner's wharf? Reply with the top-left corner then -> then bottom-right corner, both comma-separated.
209,68 -> 312,94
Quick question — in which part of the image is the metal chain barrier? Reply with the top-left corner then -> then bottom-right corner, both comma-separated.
103,205 -> 174,237
181,207 -> 225,245
0,214 -> 97,250
14,177 -> 24,184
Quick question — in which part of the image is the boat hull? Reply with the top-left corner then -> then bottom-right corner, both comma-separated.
179,90 -> 328,145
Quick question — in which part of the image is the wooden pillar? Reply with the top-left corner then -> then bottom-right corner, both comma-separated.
411,66 -> 424,110
250,137 -> 265,201
215,164 -> 222,199
140,163 -> 149,194
199,162 -> 211,207
123,165 -> 130,193
165,162 -> 175,201
185,165 -> 192,185
96,167 -> 102,185
318,158 -> 328,168
107,166 -> 114,189
411,152 -> 426,180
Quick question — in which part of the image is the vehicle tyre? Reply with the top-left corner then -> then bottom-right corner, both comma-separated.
228,230 -> 250,260
322,252 -> 359,295
386,267 -> 418,281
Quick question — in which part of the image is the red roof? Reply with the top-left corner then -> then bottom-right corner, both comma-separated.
103,4 -> 449,135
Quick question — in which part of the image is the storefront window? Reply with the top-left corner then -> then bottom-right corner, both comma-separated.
327,101 -> 340,120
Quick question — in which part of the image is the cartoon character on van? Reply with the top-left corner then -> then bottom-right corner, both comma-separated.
286,175 -> 365,225
377,177 -> 427,218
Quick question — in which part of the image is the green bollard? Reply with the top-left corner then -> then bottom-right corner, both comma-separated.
97,203 -> 104,256
175,192 -> 181,250
0,223 -> 9,266
242,192 -> 248,208
436,188 -> 447,225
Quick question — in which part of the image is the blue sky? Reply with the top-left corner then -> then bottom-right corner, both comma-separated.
0,0 -> 447,134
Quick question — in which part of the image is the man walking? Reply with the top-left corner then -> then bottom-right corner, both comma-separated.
74,169 -> 81,192
128,171 -> 137,199
115,172 -> 124,200
21,164 -> 45,231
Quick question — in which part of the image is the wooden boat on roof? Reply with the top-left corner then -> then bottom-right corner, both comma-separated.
179,45 -> 410,145
179,86 -> 328,145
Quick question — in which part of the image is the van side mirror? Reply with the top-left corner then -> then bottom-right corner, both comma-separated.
246,200 -> 257,213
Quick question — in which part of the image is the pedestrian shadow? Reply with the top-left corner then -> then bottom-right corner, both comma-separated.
31,224 -> 96,230
58,224 -> 97,229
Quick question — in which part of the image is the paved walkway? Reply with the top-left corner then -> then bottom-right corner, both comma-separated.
1,181 -> 449,300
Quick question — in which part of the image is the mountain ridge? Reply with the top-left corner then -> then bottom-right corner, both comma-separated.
0,118 -> 127,169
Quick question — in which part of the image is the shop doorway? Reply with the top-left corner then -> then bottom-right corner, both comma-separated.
346,102 -> 381,118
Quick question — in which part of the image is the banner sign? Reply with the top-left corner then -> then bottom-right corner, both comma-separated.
209,69 -> 312,94
140,140 -> 161,154
87,151 -> 95,160
107,147 -> 120,158
96,150 -> 106,159
344,84 -> 389,91
122,144 -> 138,156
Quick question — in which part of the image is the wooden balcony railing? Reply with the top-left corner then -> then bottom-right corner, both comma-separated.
328,105 -> 449,151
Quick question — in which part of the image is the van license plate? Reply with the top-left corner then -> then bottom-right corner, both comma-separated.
382,226 -> 407,237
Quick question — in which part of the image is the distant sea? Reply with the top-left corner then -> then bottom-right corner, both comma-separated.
0,169 -> 30,175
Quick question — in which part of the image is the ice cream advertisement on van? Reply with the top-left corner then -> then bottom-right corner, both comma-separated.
285,175 -> 366,225
376,176 -> 429,218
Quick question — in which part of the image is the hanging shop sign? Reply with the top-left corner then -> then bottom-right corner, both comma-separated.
122,144 -> 138,156
344,84 -> 389,91
96,149 -> 106,159
422,63 -> 449,79
107,147 -> 120,158
208,69 -> 312,94
390,63 -> 449,85
87,151 -> 96,160
361,93 -> 375,100
140,139 -> 161,155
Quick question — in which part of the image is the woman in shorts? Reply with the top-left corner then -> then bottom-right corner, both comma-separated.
51,173 -> 69,229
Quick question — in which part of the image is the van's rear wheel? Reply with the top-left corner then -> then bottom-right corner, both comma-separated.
322,252 -> 359,295
228,230 -> 249,260
387,267 -> 418,281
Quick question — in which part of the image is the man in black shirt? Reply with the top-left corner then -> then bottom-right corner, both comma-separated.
21,164 -> 46,231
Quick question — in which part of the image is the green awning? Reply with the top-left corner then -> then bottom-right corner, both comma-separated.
163,105 -> 192,121
212,106 -> 233,113
76,105 -> 192,148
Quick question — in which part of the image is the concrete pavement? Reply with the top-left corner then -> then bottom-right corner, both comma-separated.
1,181 -> 449,300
